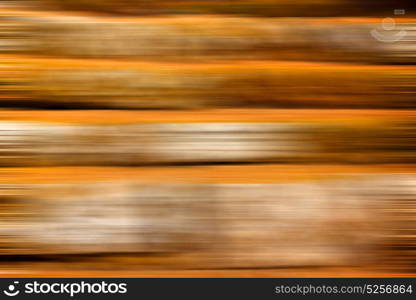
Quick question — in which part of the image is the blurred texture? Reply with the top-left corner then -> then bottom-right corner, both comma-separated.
0,0 -> 415,277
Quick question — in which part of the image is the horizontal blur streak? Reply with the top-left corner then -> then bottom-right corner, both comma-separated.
0,166 -> 415,270
2,14 -> 416,63
2,57 -> 416,109
0,0 -> 415,277
0,178 -> 391,263
14,0 -> 416,17
0,118 -> 414,165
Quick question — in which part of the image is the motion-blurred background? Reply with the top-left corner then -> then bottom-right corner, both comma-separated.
0,0 -> 415,277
